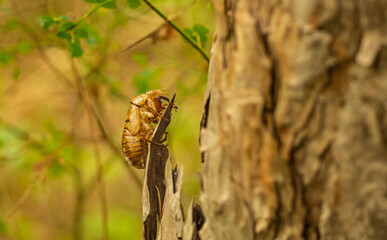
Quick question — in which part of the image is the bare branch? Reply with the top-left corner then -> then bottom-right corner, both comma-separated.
142,94 -> 176,240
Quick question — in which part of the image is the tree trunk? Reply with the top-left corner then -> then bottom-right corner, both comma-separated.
199,1 -> 387,239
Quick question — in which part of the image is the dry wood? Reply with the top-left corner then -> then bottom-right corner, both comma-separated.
142,94 -> 176,240
183,200 -> 196,240
156,161 -> 184,240
183,199 -> 204,240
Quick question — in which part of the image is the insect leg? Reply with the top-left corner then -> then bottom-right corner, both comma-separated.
143,137 -> 168,147
160,132 -> 168,143
159,95 -> 178,110
146,98 -> 171,122
149,108 -> 169,122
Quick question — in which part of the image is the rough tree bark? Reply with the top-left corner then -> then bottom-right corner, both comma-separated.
198,1 -> 387,240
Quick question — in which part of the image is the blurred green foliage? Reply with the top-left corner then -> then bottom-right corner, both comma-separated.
0,50 -> 14,64
183,23 -> 209,49
0,219 -> 7,234
0,0 -> 213,239
132,53 -> 162,94
126,0 -> 141,9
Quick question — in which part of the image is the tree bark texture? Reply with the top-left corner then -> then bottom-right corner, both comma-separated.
199,1 -> 387,240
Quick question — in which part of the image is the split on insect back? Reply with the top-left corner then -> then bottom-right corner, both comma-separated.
121,89 -> 178,169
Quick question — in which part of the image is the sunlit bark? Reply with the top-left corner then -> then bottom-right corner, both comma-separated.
199,1 -> 387,239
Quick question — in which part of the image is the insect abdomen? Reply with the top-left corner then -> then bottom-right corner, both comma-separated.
122,127 -> 148,169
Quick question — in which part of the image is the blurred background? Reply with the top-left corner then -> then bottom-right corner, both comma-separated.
0,0 -> 213,239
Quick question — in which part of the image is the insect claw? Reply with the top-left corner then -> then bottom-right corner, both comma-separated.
160,132 -> 168,142
160,95 -> 170,102
145,138 -> 168,147
155,142 -> 168,147
159,95 -> 177,110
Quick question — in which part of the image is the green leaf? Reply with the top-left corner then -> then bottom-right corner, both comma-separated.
183,24 -> 209,48
74,28 -> 88,38
131,53 -> 147,67
68,37 -> 84,58
49,157 -> 64,175
40,16 -> 55,30
12,66 -> 21,80
0,219 -> 6,234
193,24 -> 209,48
16,41 -> 34,54
85,0 -> 116,8
0,50 -> 14,64
84,0 -> 116,7
100,0 -> 116,9
58,15 -> 70,21
59,21 -> 76,32
126,0 -> 141,9
183,28 -> 197,43
83,25 -> 100,45
57,31 -> 72,40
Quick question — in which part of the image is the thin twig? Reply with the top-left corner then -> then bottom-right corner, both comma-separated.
72,0 -> 113,30
72,166 -> 85,240
142,0 -> 209,62
71,59 -> 109,240
121,23 -> 166,54
6,158 -> 50,221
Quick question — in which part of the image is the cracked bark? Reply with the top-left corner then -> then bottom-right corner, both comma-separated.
198,1 -> 387,240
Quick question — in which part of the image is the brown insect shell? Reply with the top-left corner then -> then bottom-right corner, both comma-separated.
123,90 -> 168,169
128,90 -> 166,133
132,90 -> 166,111
144,89 -> 167,114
